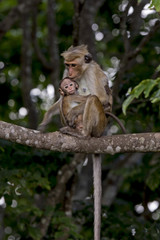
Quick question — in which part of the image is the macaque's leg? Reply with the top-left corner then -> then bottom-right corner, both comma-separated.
74,115 -> 83,131
82,95 -> 107,137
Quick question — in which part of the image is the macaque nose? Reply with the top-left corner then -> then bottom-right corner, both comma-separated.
68,67 -> 73,77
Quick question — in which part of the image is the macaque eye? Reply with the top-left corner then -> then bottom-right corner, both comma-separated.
64,85 -> 68,89
71,64 -> 77,68
70,83 -> 73,86
65,63 -> 77,68
65,63 -> 70,68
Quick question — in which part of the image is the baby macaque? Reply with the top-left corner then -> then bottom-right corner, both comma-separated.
59,77 -> 107,138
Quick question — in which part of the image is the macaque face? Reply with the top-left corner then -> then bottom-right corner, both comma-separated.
60,78 -> 77,95
65,58 -> 83,79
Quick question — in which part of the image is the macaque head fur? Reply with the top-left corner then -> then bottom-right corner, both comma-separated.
59,77 -> 79,96
61,45 -> 92,80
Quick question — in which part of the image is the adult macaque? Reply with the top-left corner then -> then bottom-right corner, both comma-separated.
58,77 -> 107,138
38,44 -> 112,132
38,45 -> 117,240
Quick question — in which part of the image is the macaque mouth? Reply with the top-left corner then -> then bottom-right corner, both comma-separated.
70,75 -> 81,80
67,90 -> 75,95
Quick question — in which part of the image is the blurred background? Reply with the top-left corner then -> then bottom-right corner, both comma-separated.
0,0 -> 160,239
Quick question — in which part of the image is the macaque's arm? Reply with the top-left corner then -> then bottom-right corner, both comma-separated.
83,63 -> 112,107
68,94 -> 90,103
66,102 -> 86,127
38,98 -> 61,132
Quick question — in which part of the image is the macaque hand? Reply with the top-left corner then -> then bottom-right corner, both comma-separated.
37,123 -> 46,132
66,110 -> 78,127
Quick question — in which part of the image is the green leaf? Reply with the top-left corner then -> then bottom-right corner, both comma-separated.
0,146 -> 4,152
122,80 -> 146,115
150,0 -> 160,11
0,0 -> 17,11
28,226 -> 42,240
122,78 -> 160,114
156,65 -> 160,72
130,81 -> 146,98
146,166 -> 160,191
122,95 -> 135,115
143,80 -> 158,98
150,89 -> 160,103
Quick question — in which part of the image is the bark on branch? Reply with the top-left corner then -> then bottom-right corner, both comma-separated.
0,121 -> 160,154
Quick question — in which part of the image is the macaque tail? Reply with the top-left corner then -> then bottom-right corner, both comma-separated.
105,111 -> 127,134
92,154 -> 102,240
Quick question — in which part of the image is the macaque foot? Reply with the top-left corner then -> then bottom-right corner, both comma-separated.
60,126 -> 85,139
37,124 -> 46,132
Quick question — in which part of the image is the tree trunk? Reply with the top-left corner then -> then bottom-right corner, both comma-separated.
19,0 -> 38,129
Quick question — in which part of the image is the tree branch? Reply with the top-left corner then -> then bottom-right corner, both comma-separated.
128,20 -> 160,60
0,121 -> 160,154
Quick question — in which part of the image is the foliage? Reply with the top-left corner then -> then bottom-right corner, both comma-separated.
101,206 -> 160,240
150,0 -> 160,12
122,77 -> 160,115
51,210 -> 83,239
0,140 -> 75,239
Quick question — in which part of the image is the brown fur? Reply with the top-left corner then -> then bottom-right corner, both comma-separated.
61,45 -> 89,62
60,94 -> 107,138
38,45 -> 112,132
58,78 -> 107,138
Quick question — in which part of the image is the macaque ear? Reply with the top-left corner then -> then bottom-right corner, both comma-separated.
75,82 -> 79,90
84,53 -> 92,63
59,88 -> 64,96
